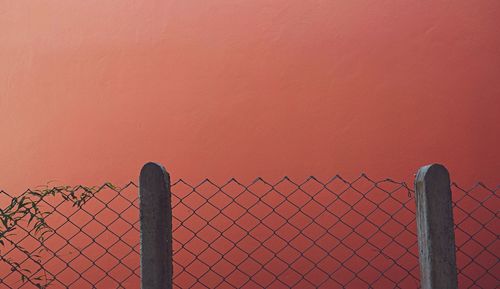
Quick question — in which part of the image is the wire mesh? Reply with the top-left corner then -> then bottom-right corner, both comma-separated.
0,176 -> 497,288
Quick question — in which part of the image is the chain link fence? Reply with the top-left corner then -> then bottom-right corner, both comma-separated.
0,175 -> 498,288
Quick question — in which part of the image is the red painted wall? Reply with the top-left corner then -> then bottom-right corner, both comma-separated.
1,1 -> 499,189
1,2 -> 499,288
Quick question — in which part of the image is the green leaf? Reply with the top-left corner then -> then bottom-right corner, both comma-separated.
17,197 -> 26,209
28,213 -> 36,225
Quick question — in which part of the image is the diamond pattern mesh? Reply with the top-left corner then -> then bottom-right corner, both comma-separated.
0,177 -> 497,288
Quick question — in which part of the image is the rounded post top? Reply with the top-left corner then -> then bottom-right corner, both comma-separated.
140,162 -> 168,176
415,163 -> 450,184
139,162 -> 170,189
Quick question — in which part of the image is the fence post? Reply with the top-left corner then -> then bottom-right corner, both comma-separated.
139,162 -> 173,289
414,164 -> 458,289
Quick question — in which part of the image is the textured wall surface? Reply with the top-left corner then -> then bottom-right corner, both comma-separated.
1,1 -> 499,191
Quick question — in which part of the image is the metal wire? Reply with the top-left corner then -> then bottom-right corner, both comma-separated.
0,176 -> 497,288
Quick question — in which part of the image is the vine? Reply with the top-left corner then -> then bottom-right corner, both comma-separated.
0,183 -> 118,288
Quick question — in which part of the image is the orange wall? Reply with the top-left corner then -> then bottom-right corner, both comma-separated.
1,0 -> 499,192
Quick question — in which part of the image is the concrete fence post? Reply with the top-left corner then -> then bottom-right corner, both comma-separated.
139,162 -> 173,289
414,164 -> 458,289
